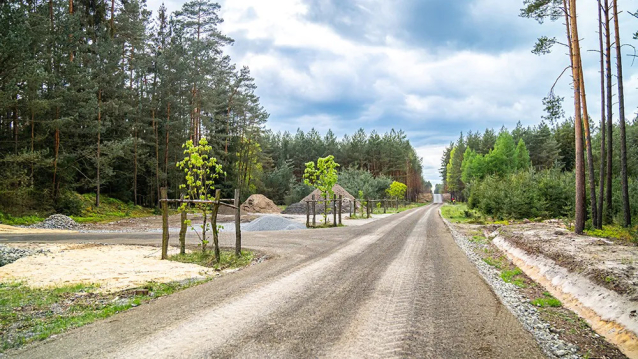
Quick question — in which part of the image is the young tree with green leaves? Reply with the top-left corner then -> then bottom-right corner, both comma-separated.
304,155 -> 339,223
176,138 -> 224,257
386,181 -> 407,201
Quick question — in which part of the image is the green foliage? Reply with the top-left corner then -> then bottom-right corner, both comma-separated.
440,204 -> 484,224
514,139 -> 531,171
0,213 -> 44,226
338,168 -> 392,200
284,182 -> 314,206
531,292 -> 562,307
468,169 -> 574,220
386,181 -> 407,200
260,161 -> 295,204
585,225 -> 638,243
304,155 -> 339,222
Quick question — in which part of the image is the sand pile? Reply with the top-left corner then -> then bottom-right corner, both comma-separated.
283,184 -> 355,215
241,194 -> 281,214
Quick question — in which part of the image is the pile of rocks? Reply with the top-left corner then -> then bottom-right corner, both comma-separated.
243,216 -> 306,232
0,244 -> 48,267
29,214 -> 81,230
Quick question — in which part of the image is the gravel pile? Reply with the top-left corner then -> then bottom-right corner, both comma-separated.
439,212 -> 580,359
29,214 -> 81,230
0,244 -> 49,267
242,215 -> 306,232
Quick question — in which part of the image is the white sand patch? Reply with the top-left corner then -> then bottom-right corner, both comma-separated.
0,224 -> 74,234
0,243 -> 214,292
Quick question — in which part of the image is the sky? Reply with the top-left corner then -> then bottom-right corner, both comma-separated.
148,0 -> 638,185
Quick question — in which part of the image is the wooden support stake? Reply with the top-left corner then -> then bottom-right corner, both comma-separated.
396,199 -> 399,212
366,198 -> 370,218
333,194 -> 337,227
349,199 -> 353,218
312,194 -> 316,227
306,200 -> 310,228
161,187 -> 169,260
338,195 -> 342,225
212,189 -> 221,262
384,199 -> 387,214
179,210 -> 187,255
234,189 -> 241,257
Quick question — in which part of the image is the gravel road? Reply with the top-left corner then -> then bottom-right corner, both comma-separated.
4,204 -> 543,358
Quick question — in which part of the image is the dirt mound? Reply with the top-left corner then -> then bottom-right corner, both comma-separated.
241,194 -> 281,214
302,184 -> 355,202
217,204 -> 245,216
282,185 -> 355,215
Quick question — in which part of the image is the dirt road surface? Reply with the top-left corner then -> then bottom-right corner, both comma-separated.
4,205 -> 543,358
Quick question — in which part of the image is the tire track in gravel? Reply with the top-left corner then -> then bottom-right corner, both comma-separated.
401,206 -> 544,358
325,205 -> 434,358
104,208 -> 424,359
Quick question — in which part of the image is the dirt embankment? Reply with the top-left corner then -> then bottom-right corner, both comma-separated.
494,223 -> 638,358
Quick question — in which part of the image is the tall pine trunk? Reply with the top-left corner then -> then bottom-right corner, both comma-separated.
604,0 -> 613,224
612,0 -> 631,227
96,89 -> 101,207
597,0 -> 606,229
579,65 -> 597,229
567,0 -> 586,234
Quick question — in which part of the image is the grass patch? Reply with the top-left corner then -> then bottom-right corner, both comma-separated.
500,268 -> 527,288
70,193 -> 156,224
0,279 -> 209,353
1,249 -> 257,352
168,249 -> 254,270
585,225 -> 638,243
483,255 -> 507,269
531,292 -> 562,307
440,204 -> 484,224
0,213 -> 44,226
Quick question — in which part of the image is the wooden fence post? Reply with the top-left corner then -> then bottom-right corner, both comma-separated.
179,194 -> 187,255
312,194 -> 316,227
360,199 -> 364,218
396,198 -> 399,212
333,194 -> 337,227
234,189 -> 241,257
212,189 -> 221,262
338,195 -> 342,225
306,200 -> 310,228
366,198 -> 370,218
349,199 -> 353,218
161,187 -> 169,260
384,199 -> 387,214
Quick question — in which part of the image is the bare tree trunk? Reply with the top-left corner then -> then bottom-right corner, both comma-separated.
604,0 -> 613,224
153,109 -> 160,207
612,0 -> 631,227
31,109 -> 34,185
597,0 -> 606,229
96,89 -> 101,207
53,107 -> 60,198
164,103 -> 170,187
567,0 -> 586,234
579,65 -> 597,228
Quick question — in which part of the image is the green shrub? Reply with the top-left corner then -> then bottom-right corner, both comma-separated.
54,191 -> 84,216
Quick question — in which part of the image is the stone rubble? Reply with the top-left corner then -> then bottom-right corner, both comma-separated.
28,214 -> 81,230
0,244 -> 49,267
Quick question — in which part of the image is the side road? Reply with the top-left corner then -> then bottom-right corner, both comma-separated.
5,204 -> 544,358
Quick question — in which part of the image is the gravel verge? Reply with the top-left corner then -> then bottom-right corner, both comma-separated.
0,244 -> 49,267
439,210 -> 580,359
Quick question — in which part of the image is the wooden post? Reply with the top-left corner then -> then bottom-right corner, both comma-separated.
306,200 -> 310,228
366,198 -> 370,218
396,198 -> 399,212
384,199 -> 387,214
349,199 -> 353,218
179,210 -> 187,255
312,194 -> 316,227
338,195 -> 342,225
234,189 -> 241,257
333,194 -> 337,227
160,187 -> 169,260
360,199 -> 364,218
212,189 -> 221,263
